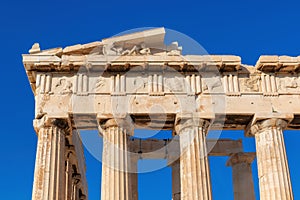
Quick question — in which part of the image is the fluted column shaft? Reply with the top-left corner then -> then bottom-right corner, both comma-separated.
226,153 -> 256,200
65,132 -> 87,200
251,119 -> 293,200
32,121 -> 67,200
101,119 -> 133,200
176,119 -> 212,200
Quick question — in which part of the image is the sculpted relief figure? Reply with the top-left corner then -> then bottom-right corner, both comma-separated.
103,42 -> 123,55
278,77 -> 300,92
202,76 -> 222,93
133,76 -> 147,93
165,77 -> 184,92
55,78 -> 73,94
121,43 -> 151,56
285,77 -> 298,88
166,41 -> 182,56
242,75 -> 261,92
103,42 -> 151,56
103,39 -> 182,56
94,77 -> 106,92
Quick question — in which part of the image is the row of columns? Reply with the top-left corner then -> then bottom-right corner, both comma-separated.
31,117 -> 294,200
99,117 -> 294,200
171,150 -> 257,200
99,118 -> 212,200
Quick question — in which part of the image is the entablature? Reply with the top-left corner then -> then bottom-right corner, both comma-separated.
24,28 -> 300,134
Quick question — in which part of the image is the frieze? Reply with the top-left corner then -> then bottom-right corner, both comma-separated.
34,71 -> 300,97
277,75 -> 300,93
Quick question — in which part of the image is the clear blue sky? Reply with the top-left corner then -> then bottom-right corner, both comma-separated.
0,0 -> 300,199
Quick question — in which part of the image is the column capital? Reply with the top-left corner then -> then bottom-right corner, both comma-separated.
100,116 -> 134,135
175,117 -> 210,134
250,118 -> 288,135
226,152 -> 256,166
33,115 -> 70,133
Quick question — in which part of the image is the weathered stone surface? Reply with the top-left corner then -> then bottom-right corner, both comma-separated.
226,153 -> 256,200
176,118 -> 212,200
23,28 -> 298,200
101,119 -> 134,200
32,122 -> 66,200
256,55 -> 300,72
29,43 -> 41,54
251,119 -> 294,200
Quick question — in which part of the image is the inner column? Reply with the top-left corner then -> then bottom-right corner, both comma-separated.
101,118 -> 133,200
175,118 -> 212,200
226,152 -> 256,200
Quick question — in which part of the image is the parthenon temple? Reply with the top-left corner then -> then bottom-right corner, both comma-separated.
22,28 -> 298,200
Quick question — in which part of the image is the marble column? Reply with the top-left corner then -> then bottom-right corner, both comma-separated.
251,118 -> 293,200
171,160 -> 181,200
176,118 -> 212,200
101,119 -> 133,200
65,132 -> 87,200
32,119 -> 68,200
226,153 -> 256,200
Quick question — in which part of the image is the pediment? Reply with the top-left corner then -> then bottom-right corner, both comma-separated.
28,27 -> 182,57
